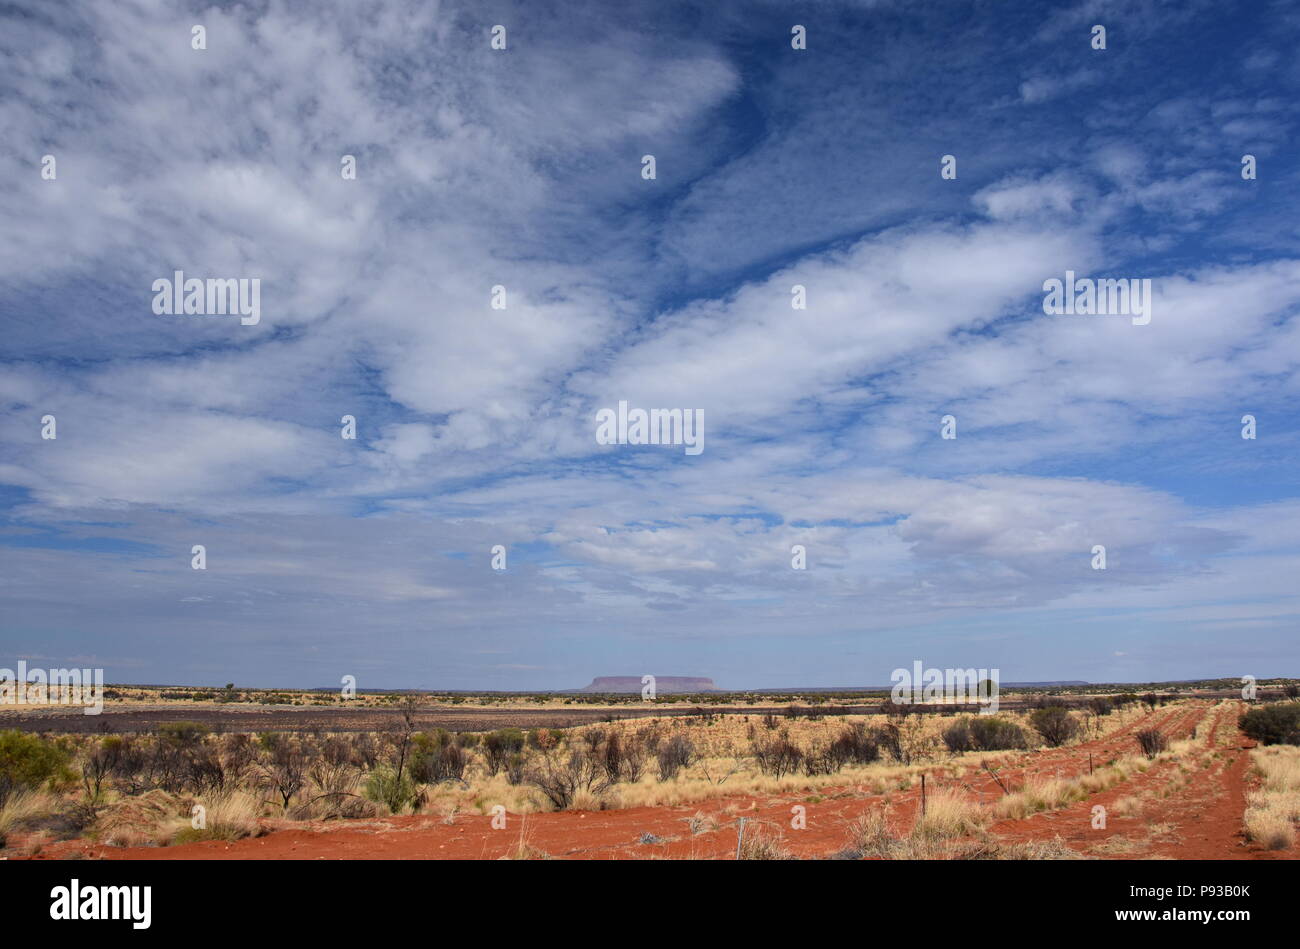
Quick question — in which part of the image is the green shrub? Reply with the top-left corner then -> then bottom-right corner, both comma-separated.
969,716 -> 1028,751
363,766 -> 418,813
828,724 -> 881,765
943,717 -> 1027,753
158,721 -> 210,745
483,728 -> 526,776
409,739 -> 466,784
1030,707 -> 1079,747
1240,703 -> 1300,746
0,731 -> 69,805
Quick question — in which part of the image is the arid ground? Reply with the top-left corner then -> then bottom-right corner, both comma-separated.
5,691 -> 1298,861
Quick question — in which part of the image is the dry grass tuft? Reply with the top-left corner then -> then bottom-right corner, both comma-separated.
171,788 -> 264,844
682,811 -> 718,835
1245,809 -> 1295,850
0,790 -> 59,846
737,824 -> 792,860
1245,745 -> 1300,851
911,788 -> 990,840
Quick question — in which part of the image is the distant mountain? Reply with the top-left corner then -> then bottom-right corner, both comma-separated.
580,676 -> 719,693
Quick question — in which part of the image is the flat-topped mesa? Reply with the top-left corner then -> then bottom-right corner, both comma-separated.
580,676 -> 719,694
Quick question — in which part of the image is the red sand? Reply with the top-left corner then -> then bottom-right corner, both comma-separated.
26,702 -> 1295,860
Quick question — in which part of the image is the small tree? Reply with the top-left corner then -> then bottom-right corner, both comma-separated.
259,736 -> 306,809
80,736 -> 121,804
751,733 -> 803,777
1030,707 -> 1079,747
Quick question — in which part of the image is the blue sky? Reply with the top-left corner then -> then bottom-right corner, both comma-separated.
2,0 -> 1299,690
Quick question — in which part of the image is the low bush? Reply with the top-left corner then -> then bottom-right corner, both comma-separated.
1030,707 -> 1079,747
0,731 -> 69,806
363,766 -> 417,814
656,736 -> 694,781
944,717 -> 1029,753
1135,728 -> 1168,759
483,728 -> 526,776
1240,703 -> 1300,746
751,734 -> 803,778
828,724 -> 881,766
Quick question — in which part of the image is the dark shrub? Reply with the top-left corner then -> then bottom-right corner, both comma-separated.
969,717 -> 1028,751
944,717 -> 1027,753
802,742 -> 842,776
828,724 -> 881,766
80,736 -> 121,802
877,723 -> 903,761
751,734 -> 803,777
259,738 -> 306,808
185,744 -> 227,793
1030,707 -> 1079,747
483,728 -> 526,776
528,751 -> 604,809
1135,728 -> 1167,759
621,728 -> 649,782
942,719 -> 973,753
601,732 -> 623,783
409,731 -> 467,784
1088,697 -> 1113,717
656,736 -> 694,781
1240,703 -> 1300,746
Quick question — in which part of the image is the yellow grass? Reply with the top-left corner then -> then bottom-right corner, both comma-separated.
738,823 -> 792,860
912,788 -> 990,839
0,789 -> 58,841
1245,808 -> 1295,850
845,804 -> 1078,860
171,788 -> 264,843
1244,745 -> 1300,850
